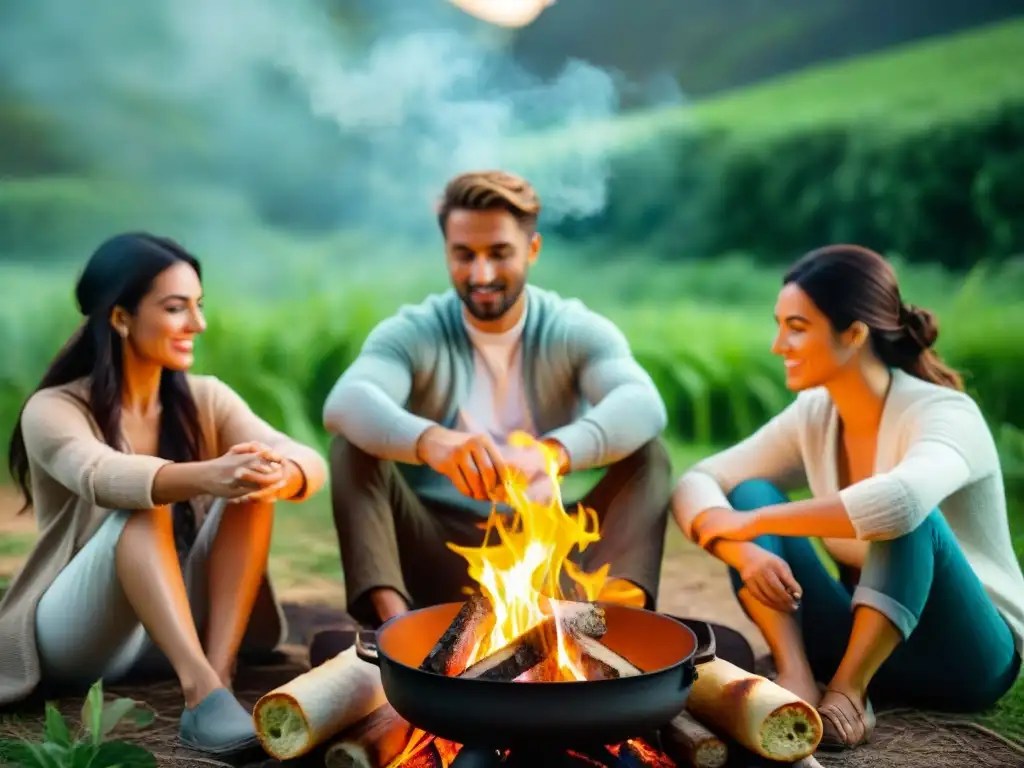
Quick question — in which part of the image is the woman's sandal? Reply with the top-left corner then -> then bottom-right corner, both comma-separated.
817,688 -> 876,751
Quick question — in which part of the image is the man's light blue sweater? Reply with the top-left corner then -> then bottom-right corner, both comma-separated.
323,284 -> 667,508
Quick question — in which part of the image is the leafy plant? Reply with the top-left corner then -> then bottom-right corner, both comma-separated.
0,680 -> 156,768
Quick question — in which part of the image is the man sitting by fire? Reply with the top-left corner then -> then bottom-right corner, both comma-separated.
313,170 -> 671,662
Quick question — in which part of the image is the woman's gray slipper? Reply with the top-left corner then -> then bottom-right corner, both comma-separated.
179,688 -> 259,755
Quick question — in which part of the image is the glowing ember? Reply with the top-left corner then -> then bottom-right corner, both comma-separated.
386,737 -> 676,767
610,739 -> 679,768
447,431 -> 610,681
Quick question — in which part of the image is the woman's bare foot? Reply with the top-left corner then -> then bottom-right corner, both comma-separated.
773,670 -> 823,706
817,687 -> 875,750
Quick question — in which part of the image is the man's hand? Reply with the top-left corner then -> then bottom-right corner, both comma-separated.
499,439 -> 569,505
416,426 -> 508,501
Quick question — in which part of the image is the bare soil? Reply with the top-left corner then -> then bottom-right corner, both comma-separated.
2,493 -> 1022,767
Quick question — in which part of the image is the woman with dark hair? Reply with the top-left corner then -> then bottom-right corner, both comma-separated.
672,245 -> 1024,750
0,233 -> 327,755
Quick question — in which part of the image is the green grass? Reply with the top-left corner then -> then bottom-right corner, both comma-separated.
518,16 -> 1024,162
691,17 -> 1024,137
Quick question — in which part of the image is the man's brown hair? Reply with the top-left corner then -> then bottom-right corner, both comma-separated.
436,170 -> 542,234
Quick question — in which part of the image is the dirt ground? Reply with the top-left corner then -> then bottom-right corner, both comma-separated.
3,490 -> 1023,767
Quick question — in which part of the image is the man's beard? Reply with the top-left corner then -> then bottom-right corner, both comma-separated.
458,279 -> 525,321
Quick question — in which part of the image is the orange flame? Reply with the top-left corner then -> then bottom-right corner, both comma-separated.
447,431 -> 610,679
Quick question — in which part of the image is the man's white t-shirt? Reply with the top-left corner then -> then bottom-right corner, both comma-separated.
455,302 -> 537,442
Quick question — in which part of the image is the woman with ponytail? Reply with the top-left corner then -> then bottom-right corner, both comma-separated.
672,245 -> 1024,750
0,233 -> 326,755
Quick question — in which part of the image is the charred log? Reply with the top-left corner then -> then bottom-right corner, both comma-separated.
571,633 -> 643,680
459,601 -> 607,682
402,741 -> 444,768
419,592 -> 496,676
324,704 -> 418,768
548,598 -> 608,639
514,655 -> 561,682
459,617 -> 558,681
660,710 -> 728,768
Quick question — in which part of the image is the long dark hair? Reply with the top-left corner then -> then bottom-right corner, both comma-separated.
784,244 -> 963,391
8,232 -> 206,512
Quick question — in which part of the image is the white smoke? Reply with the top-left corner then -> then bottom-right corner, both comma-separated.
0,0 -> 643,247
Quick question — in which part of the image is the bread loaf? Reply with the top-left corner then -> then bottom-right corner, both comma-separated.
253,646 -> 388,760
685,657 -> 822,762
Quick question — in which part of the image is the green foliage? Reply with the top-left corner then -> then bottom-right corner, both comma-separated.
3,22 -> 1023,271
0,680 -> 155,768
525,18 -> 1024,159
553,98 -> 1024,270
689,17 -> 1024,138
0,100 -> 82,177
512,2 -> 1024,101
521,20 -> 1024,269
0,176 -> 277,263
2,257 -> 1021,473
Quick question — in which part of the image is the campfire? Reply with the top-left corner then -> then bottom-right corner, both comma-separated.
253,432 -> 824,768
343,433 -> 682,766
364,596 -> 679,767
440,431 -> 626,682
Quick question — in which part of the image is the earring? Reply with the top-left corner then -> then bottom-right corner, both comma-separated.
118,327 -> 128,339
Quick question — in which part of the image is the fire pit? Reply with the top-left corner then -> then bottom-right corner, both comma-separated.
350,599 -> 716,766
281,434 -> 817,767
257,432 -> 822,767
342,433 -> 719,766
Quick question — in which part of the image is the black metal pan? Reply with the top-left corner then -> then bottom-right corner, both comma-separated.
354,601 -> 716,751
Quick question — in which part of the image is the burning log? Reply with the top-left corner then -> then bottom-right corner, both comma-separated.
615,739 -> 678,768
571,634 -> 642,681
684,658 -> 822,763
324,704 -> 417,768
419,592 -> 496,676
514,655 -> 560,682
459,601 -> 607,682
253,646 -> 388,760
549,598 -> 608,639
417,593 -> 607,680
395,741 -> 444,768
488,605 -> 629,683
459,616 -> 561,681
660,710 -> 728,768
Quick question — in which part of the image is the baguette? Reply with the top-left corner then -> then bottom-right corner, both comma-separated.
685,657 -> 822,762
253,646 -> 388,760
